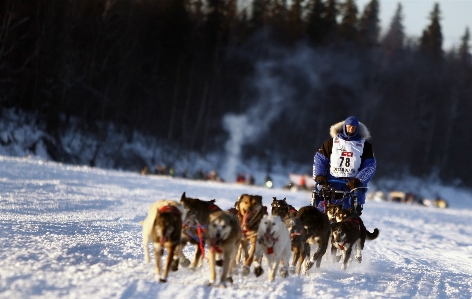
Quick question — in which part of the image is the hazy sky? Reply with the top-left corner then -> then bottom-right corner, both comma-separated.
357,0 -> 471,50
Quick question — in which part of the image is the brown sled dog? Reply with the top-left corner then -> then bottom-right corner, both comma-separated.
330,214 -> 379,270
141,199 -> 186,282
179,192 -> 222,269
296,205 -> 331,273
206,211 -> 242,288
235,194 -> 267,276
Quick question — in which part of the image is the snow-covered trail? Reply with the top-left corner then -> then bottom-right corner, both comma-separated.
0,156 -> 471,299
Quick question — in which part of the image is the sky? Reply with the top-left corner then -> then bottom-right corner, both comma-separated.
1,155 -> 471,298
358,0 -> 471,50
238,0 -> 471,51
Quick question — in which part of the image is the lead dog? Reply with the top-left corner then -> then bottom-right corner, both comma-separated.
253,215 -> 292,282
330,214 -> 379,270
179,192 -> 222,269
141,199 -> 186,282
235,194 -> 266,275
206,211 -> 242,288
296,205 -> 331,273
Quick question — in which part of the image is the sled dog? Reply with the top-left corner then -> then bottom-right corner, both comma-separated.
284,215 -> 308,275
253,215 -> 292,282
271,197 -> 297,219
179,192 -> 222,269
335,208 -> 355,223
235,194 -> 266,275
296,205 -> 331,273
330,214 -> 379,270
206,211 -> 242,288
326,204 -> 342,223
141,199 -> 186,282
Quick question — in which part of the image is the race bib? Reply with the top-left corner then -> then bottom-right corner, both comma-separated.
329,138 -> 365,177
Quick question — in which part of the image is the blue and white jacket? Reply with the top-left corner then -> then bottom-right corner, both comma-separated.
313,120 -> 376,205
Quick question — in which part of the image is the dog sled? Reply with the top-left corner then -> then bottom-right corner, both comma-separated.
311,179 -> 368,214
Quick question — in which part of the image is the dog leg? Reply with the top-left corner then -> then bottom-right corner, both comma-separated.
189,246 -> 203,270
207,248 -> 216,286
218,252 -> 231,288
244,236 -> 257,267
297,246 -> 306,275
252,252 -> 264,277
355,240 -> 362,263
268,256 -> 279,282
314,234 -> 329,268
290,246 -> 299,274
302,245 -> 315,274
160,244 -> 176,283
178,240 -> 191,267
171,243 -> 183,272
242,237 -> 257,276
143,234 -> 151,264
280,252 -> 290,278
330,240 -> 339,263
341,246 -> 353,270
153,243 -> 162,279
226,253 -> 238,284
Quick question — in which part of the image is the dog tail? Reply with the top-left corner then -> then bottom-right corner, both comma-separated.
366,228 -> 379,240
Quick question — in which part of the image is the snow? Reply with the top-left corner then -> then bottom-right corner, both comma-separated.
1,155 -> 472,299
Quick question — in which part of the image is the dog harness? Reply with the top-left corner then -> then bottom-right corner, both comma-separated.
158,205 -> 182,216
260,232 -> 278,254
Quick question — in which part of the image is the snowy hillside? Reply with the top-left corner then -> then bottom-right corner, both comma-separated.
0,155 -> 471,299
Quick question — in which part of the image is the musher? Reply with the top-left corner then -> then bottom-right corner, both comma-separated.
313,116 -> 376,215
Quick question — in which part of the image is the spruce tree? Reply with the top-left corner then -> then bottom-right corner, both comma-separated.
339,0 -> 358,43
382,3 -> 405,54
458,27 -> 471,65
419,3 -> 443,61
289,0 -> 304,40
358,0 -> 379,48
306,0 -> 328,45
323,0 -> 339,42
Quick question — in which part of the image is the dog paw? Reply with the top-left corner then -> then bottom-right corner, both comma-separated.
159,278 -> 167,283
216,259 -> 223,267
242,266 -> 250,276
355,255 -> 362,263
180,257 -> 191,268
304,260 -> 314,271
279,268 -> 289,278
226,276 -> 233,284
289,266 -> 295,274
217,282 -> 227,288
254,266 -> 264,277
188,265 -> 197,271
171,259 -> 179,271
341,264 -> 346,270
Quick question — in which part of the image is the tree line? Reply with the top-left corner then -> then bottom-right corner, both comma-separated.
1,0 -> 472,186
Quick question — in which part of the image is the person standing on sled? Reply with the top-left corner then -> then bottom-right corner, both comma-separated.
313,116 -> 376,215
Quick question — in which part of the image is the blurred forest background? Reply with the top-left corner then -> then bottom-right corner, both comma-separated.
1,0 -> 472,185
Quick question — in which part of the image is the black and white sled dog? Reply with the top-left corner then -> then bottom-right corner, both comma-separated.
296,205 -> 331,273
330,213 -> 379,270
206,210 -> 242,288
253,215 -> 292,282
141,199 -> 186,282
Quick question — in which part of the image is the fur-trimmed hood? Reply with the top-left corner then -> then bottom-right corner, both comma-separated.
330,120 -> 371,140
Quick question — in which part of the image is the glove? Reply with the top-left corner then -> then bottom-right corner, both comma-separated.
346,178 -> 362,190
315,175 -> 328,186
